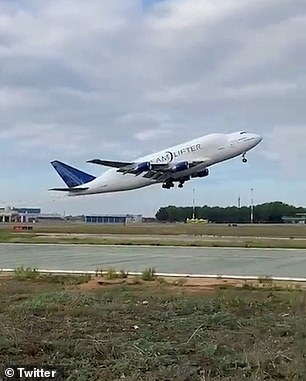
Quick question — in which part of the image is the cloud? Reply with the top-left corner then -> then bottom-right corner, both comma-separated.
262,126 -> 306,179
135,129 -> 166,141
0,0 -> 305,213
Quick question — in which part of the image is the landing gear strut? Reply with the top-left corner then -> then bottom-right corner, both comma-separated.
242,153 -> 247,163
162,176 -> 190,189
162,180 -> 174,189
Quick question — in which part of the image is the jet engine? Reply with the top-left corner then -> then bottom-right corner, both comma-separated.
133,161 -> 152,174
191,168 -> 209,178
171,161 -> 189,172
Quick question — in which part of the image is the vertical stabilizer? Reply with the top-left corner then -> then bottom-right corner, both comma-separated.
51,160 -> 96,188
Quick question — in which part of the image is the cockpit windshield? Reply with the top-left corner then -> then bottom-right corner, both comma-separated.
240,131 -> 246,134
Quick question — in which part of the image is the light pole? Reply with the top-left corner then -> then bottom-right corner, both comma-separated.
192,188 -> 196,220
250,187 -> 254,223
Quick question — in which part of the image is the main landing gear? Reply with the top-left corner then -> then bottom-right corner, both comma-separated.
242,153 -> 247,163
178,178 -> 187,188
162,179 -> 186,189
162,180 -> 174,189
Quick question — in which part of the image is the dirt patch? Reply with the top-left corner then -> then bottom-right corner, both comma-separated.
183,277 -> 246,291
78,277 -> 126,290
77,276 -> 249,292
77,276 -> 306,293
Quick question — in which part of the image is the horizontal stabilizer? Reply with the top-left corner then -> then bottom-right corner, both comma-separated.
51,160 -> 96,188
49,187 -> 89,192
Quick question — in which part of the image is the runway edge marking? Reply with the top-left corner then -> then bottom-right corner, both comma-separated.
1,268 -> 306,282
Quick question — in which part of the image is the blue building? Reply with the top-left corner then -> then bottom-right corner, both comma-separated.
85,214 -> 142,224
14,207 -> 41,214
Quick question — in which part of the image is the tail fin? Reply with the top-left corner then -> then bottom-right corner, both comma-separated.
51,160 -> 96,188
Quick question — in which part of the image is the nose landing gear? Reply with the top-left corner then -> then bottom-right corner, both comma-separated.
242,153 -> 247,163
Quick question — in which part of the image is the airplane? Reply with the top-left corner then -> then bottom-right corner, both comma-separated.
49,131 -> 262,196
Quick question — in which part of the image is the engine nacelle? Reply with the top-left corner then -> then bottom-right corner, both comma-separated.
171,161 -> 189,172
134,161 -> 152,174
191,168 -> 209,178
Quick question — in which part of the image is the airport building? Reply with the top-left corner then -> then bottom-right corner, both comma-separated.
1,206 -> 149,225
282,213 -> 306,224
0,206 -> 64,223
84,214 -> 142,224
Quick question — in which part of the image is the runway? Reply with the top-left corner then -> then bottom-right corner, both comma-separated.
1,243 -> 306,277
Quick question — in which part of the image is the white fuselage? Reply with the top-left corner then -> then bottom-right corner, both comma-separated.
69,131 -> 262,195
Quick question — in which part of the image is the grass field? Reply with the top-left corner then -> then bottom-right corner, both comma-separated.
1,222 -> 306,248
2,221 -> 306,237
1,273 -> 306,380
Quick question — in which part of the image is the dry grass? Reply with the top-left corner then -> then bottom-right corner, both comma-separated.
0,275 -> 306,380
1,221 -> 306,237
1,222 -> 306,248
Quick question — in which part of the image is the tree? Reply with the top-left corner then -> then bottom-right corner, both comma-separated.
155,202 -> 306,223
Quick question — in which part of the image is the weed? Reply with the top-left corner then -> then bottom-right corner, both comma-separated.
241,282 -> 256,290
13,266 -> 39,281
258,275 -> 273,286
105,268 -> 118,280
38,274 -> 91,285
119,270 -> 128,279
95,268 -> 104,277
141,267 -> 156,281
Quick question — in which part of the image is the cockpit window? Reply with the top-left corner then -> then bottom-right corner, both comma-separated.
240,131 -> 246,134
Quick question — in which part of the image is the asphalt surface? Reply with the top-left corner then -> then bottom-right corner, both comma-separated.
1,243 -> 306,277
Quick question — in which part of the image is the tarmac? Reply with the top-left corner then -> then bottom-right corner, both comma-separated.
1,243 -> 306,277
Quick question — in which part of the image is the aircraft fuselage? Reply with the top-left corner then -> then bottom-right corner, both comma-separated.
67,131 -> 262,195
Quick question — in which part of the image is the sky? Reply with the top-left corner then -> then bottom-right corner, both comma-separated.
0,0 -> 306,216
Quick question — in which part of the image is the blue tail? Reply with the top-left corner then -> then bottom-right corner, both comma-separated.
51,160 -> 96,188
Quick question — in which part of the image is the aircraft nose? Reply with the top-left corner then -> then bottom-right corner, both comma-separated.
254,134 -> 263,144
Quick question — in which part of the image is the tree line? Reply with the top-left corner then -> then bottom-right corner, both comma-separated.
155,202 -> 306,223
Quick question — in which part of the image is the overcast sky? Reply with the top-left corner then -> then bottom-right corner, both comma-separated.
0,0 -> 306,216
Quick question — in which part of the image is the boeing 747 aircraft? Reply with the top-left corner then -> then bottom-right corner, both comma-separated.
50,131 -> 262,196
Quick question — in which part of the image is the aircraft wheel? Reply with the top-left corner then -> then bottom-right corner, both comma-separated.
162,183 -> 171,189
242,157 -> 247,163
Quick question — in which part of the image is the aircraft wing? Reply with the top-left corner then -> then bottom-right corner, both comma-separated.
141,160 -> 210,181
87,159 -> 131,168
88,158 -> 206,179
87,158 -> 169,174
